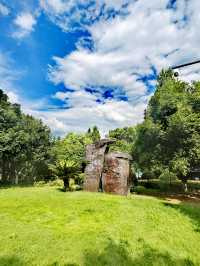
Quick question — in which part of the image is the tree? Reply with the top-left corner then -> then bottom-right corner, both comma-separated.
0,90 -> 52,185
109,126 -> 137,154
49,159 -> 79,191
49,132 -> 93,188
50,132 -> 92,170
87,126 -> 100,142
133,69 -> 200,191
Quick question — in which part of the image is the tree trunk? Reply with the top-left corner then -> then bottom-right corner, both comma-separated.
63,178 -> 69,192
1,156 -> 6,183
182,180 -> 188,193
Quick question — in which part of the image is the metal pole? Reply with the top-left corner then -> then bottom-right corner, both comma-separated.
172,60 -> 200,70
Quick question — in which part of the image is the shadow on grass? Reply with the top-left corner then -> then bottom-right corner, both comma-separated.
56,187 -> 66,192
0,255 -> 25,266
83,239 -> 195,266
163,201 -> 200,233
0,184 -> 33,190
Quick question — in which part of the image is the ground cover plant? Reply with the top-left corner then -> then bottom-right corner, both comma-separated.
0,187 -> 200,266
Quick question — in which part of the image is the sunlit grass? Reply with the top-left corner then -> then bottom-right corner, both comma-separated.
0,187 -> 200,265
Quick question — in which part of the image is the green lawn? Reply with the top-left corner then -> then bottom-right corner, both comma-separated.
0,187 -> 200,266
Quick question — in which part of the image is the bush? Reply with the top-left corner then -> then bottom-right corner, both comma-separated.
34,181 -> 46,187
34,179 -> 63,187
75,173 -> 86,186
69,179 -> 82,191
48,179 -> 63,187
132,185 -> 159,195
132,186 -> 147,194
159,169 -> 177,191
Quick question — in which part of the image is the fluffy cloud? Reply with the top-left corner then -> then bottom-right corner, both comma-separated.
0,52 -> 20,103
40,0 -> 70,15
13,12 -> 37,38
29,98 -> 147,136
0,3 -> 10,16
48,89 -> 148,136
4,0 -> 200,136
42,0 -> 200,135
40,0 -> 130,31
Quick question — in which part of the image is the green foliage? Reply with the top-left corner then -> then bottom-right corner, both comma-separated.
138,179 -> 200,193
87,126 -> 101,142
49,159 -> 80,191
132,185 -> 147,194
34,179 -> 63,187
50,132 -> 92,169
109,126 -> 136,154
171,158 -> 190,179
49,129 -> 93,190
134,70 -> 200,190
76,173 -> 86,186
33,181 -> 47,187
0,90 -> 52,185
159,169 -> 177,191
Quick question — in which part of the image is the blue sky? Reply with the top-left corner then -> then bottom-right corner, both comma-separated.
0,0 -> 200,135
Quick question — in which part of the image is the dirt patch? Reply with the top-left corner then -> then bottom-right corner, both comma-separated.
136,191 -> 200,204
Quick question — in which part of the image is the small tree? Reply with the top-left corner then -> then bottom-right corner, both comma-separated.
49,159 -> 80,191
159,168 -> 177,191
171,157 -> 190,192
87,126 -> 100,142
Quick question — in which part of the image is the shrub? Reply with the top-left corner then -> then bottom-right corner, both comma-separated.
48,179 -> 63,187
69,179 -> 82,191
132,186 -> 147,194
75,173 -> 86,186
49,159 -> 80,191
159,169 -> 177,191
34,181 -> 46,187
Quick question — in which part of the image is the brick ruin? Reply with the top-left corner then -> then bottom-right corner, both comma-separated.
84,139 -> 132,195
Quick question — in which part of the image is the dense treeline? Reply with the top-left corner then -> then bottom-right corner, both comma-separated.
0,89 -> 52,185
108,70 -> 200,191
0,91 -> 101,188
1,69 -> 200,192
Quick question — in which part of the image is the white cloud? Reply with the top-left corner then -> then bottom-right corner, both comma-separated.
13,12 -> 37,38
40,0 -> 128,15
3,0 -> 200,136
28,98 -> 147,136
44,0 -> 200,135
40,0 -> 70,15
0,3 -> 10,16
0,52 -> 21,103
49,89 -> 148,136
6,91 -> 19,103
40,0 -> 130,31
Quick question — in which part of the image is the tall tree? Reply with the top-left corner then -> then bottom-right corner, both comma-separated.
0,90 -> 52,185
50,132 -> 92,173
87,126 -> 101,143
133,70 -> 200,191
109,126 -> 137,154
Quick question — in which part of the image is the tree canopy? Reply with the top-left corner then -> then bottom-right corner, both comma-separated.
0,89 -> 52,185
133,70 -> 200,189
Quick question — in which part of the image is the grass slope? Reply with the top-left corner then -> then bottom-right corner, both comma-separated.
0,187 -> 200,266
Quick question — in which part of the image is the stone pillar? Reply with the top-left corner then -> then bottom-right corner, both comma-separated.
84,139 -> 115,192
102,152 -> 132,195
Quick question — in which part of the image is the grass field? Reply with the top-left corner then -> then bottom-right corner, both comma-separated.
0,187 -> 200,266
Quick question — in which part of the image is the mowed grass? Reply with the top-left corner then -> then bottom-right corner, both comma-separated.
0,187 -> 200,266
